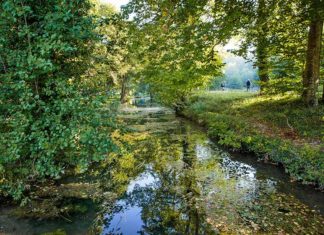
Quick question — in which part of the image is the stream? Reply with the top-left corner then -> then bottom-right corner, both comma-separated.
0,105 -> 324,234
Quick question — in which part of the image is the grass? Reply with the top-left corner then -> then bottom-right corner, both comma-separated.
183,91 -> 324,188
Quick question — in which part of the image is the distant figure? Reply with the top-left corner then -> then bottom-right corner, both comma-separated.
246,79 -> 251,91
220,82 -> 225,91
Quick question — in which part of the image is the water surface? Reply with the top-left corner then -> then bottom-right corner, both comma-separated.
1,106 -> 323,234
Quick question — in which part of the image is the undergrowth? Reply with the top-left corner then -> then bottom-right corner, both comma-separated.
183,91 -> 324,188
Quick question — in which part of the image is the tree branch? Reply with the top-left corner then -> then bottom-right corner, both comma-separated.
0,54 -> 7,73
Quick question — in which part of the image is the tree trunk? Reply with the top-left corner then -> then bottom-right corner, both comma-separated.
256,44 -> 269,93
302,20 -> 323,106
149,91 -> 153,106
322,44 -> 324,102
120,76 -> 129,104
256,0 -> 269,94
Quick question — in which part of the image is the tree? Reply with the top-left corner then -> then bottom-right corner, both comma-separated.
253,0 -> 308,94
207,1 -> 261,88
0,0 -> 118,200
124,0 -> 223,110
302,0 -> 324,106
90,2 -> 135,103
255,0 -> 270,91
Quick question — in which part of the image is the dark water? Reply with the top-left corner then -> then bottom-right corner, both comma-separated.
1,106 -> 324,234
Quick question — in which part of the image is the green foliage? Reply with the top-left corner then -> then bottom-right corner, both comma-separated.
0,0 -> 118,200
183,91 -> 324,187
261,77 -> 302,95
209,0 -> 315,95
124,0 -> 223,107
90,3 -> 142,103
123,0 -> 323,99
42,229 -> 67,235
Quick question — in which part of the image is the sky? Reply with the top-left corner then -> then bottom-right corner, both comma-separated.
100,0 -> 129,10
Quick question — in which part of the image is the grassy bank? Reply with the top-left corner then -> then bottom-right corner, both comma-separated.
183,91 -> 324,188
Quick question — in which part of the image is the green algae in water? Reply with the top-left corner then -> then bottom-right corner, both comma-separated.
1,106 -> 324,234
41,229 -> 67,235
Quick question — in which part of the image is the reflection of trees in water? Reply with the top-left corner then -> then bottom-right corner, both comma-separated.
118,127 -> 216,234
101,121 -> 324,234
182,138 -> 201,235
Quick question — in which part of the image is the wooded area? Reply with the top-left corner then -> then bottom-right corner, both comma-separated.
0,0 -> 323,234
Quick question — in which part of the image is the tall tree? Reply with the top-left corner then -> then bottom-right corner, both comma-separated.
216,0 -> 275,92
124,0 -> 223,110
302,0 -> 324,106
255,0 -> 270,91
98,5 -> 139,103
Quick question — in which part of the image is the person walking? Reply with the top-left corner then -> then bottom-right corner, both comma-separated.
220,82 -> 225,91
246,79 -> 251,92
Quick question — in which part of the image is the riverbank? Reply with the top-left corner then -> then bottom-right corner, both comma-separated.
1,104 -> 324,234
182,91 -> 324,189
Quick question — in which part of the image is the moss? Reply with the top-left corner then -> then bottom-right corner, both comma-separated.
11,198 -> 94,219
10,182 -> 106,219
42,229 -> 67,235
34,183 -> 101,199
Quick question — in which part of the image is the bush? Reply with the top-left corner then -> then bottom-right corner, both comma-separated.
0,0 -> 118,200
183,91 -> 324,188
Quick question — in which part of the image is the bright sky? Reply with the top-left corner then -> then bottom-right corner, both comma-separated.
100,0 -> 129,10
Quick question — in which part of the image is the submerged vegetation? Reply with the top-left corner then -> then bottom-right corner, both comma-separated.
2,108 -> 323,234
0,0 -> 324,233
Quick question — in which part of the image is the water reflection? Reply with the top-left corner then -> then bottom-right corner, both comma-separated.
1,107 -> 323,234
102,123 -> 216,234
102,109 -> 324,234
